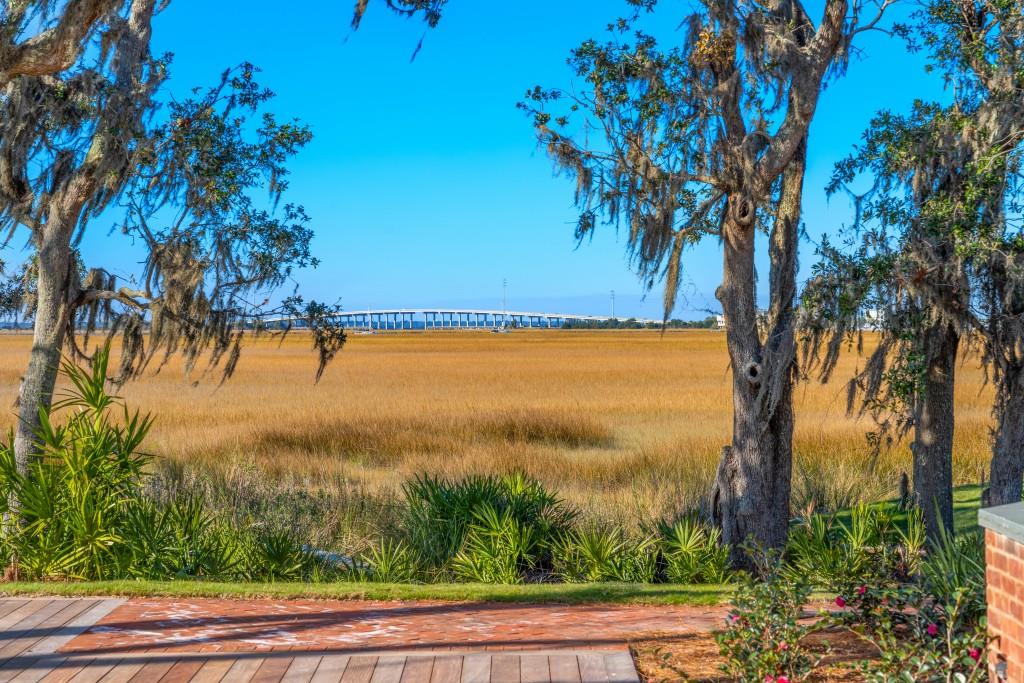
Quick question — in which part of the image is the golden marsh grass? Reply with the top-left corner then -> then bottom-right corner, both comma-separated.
0,329 -> 994,529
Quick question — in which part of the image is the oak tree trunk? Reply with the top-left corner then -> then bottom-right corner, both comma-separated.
911,320 -> 958,542
13,227 -> 75,474
989,366 -> 1024,506
708,140 -> 804,563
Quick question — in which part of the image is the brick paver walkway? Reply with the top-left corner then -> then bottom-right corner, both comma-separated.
62,598 -> 726,654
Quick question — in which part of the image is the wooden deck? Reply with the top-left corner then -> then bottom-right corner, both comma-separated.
0,599 -> 642,683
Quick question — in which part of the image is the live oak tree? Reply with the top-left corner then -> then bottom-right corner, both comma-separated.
939,0 -> 1024,508
802,0 -> 1024,532
515,0 -> 891,559
0,1 -> 125,86
0,0 -> 345,474
802,106 -> 976,541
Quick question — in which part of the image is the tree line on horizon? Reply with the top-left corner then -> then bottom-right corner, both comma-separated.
0,0 -> 1021,567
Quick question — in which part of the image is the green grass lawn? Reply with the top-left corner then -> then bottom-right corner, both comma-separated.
0,580 -> 731,606
832,484 -> 983,534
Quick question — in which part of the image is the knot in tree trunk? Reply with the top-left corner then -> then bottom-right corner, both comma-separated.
728,193 -> 755,227
743,360 -> 762,386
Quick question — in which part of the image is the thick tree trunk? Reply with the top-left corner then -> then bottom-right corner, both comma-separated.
13,232 -> 75,474
989,366 -> 1024,506
708,142 -> 804,563
911,320 -> 958,542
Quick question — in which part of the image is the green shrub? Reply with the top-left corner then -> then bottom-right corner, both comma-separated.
785,504 -> 906,596
360,538 -> 420,583
920,527 -> 984,606
0,350 -> 323,583
660,517 -> 731,584
0,352 -> 154,580
550,527 -> 658,583
400,472 -> 574,577
716,550 -> 825,683
832,526 -> 988,682
452,503 -> 538,584
245,528 -> 310,581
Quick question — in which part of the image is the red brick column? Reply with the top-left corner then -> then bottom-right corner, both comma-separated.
981,503 -> 1024,683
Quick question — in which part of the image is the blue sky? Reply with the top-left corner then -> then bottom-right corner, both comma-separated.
79,0 -> 943,319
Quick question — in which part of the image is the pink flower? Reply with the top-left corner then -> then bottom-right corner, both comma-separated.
857,585 -> 867,596
927,623 -> 939,637
969,648 -> 981,661
835,596 -> 846,608
777,677 -> 790,683
777,641 -> 789,652
764,676 -> 775,683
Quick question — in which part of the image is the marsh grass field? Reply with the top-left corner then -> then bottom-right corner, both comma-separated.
0,329 -> 995,551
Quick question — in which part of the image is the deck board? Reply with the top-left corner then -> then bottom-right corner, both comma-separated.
310,654 -> 350,683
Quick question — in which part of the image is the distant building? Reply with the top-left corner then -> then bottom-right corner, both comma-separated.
714,314 -> 726,330
861,309 -> 883,330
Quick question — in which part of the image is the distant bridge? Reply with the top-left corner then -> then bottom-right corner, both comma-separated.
263,309 -> 663,331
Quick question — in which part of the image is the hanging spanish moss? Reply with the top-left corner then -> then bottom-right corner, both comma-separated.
0,1 -> 346,473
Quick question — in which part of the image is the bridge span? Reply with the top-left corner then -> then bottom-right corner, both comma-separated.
265,309 -> 662,331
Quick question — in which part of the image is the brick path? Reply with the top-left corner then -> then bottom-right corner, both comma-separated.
63,598 -> 726,654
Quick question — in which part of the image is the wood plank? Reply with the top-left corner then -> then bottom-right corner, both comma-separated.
65,659 -> 118,683
489,656 -> 518,683
8,657 -> 69,683
519,656 -> 549,683
184,658 -> 235,683
24,601 -> 123,657
281,656 -> 322,683
368,657 -> 404,683
339,656 -> 376,683
157,659 -> 205,683
0,602 -> 65,643
459,655 -> 489,683
427,656 -> 461,683
219,658 -> 265,683
397,657 -> 430,683
600,654 -> 637,683
545,657 -> 579,683
0,602 -> 52,633
368,657 -> 405,683
0,602 -> 96,664
94,660 -> 145,683
309,655 -> 350,683
251,658 -> 295,683
575,656 -> 607,683
126,660 -> 177,683
0,603 -> 29,622
38,658 -> 94,683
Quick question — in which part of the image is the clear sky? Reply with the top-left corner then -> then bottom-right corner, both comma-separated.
76,0 -> 944,319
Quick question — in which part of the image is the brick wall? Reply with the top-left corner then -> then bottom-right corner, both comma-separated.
981,503 -> 1024,683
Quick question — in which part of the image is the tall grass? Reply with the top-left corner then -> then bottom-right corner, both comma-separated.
0,330 -> 994,538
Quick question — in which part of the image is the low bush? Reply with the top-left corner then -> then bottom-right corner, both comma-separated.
0,350 -> 333,583
785,503 -> 922,596
452,504 -> 538,584
400,472 -> 575,579
550,528 -> 659,583
716,550 -> 825,683
660,517 -> 731,584
360,538 -> 420,583
831,526 -> 989,682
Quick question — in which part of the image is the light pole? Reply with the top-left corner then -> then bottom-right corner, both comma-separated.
611,290 -> 616,319
502,278 -> 507,328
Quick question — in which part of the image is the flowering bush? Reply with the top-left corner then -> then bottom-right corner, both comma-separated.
716,551 -> 825,683
834,584 -> 989,682
830,529 -> 989,683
